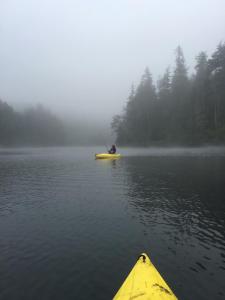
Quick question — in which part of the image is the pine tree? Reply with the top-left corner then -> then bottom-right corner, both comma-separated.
208,43 -> 225,134
158,67 -> 171,101
156,67 -> 171,140
192,52 -> 208,140
172,46 -> 189,98
170,46 -> 190,141
133,67 -> 157,144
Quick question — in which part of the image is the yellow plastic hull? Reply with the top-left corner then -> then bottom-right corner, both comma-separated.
95,153 -> 121,159
113,253 -> 178,300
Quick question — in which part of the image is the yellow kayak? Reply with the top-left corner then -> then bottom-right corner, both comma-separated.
95,153 -> 121,159
113,253 -> 178,300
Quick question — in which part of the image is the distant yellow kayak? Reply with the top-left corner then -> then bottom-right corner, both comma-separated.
113,253 -> 178,300
95,153 -> 121,159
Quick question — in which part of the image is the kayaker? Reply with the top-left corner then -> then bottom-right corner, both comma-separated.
108,144 -> 116,154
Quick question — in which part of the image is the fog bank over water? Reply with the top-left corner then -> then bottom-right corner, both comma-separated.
0,146 -> 224,157
0,0 -> 225,123
119,146 -> 225,157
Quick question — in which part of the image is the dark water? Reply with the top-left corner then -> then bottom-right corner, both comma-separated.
0,147 -> 225,300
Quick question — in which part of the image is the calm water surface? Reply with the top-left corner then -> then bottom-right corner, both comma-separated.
0,147 -> 225,300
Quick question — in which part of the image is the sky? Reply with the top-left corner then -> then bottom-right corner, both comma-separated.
0,0 -> 225,124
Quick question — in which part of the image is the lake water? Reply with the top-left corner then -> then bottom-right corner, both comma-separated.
0,146 -> 225,300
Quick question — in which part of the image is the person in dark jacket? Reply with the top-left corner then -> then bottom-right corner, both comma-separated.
108,144 -> 116,154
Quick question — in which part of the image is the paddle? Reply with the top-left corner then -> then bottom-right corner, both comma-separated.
105,144 -> 109,153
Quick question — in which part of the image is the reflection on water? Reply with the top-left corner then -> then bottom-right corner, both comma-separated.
0,147 -> 225,300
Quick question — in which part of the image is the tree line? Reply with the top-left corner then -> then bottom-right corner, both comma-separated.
0,101 -> 109,146
112,43 -> 225,145
0,102 -> 65,146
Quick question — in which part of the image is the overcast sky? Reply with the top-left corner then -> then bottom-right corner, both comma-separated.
0,0 -> 225,123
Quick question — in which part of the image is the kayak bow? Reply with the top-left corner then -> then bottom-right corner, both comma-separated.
113,253 -> 178,300
95,153 -> 121,159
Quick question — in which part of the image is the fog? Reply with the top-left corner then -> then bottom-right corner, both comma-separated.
0,0 -> 225,125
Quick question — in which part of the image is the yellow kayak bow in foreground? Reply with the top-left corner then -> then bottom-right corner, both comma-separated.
95,153 -> 121,159
113,253 -> 178,300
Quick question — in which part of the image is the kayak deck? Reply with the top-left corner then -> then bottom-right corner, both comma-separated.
95,153 -> 121,159
113,253 -> 178,300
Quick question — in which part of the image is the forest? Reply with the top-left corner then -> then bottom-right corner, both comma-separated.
112,43 -> 225,145
0,102 -> 65,146
0,101 -> 108,146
